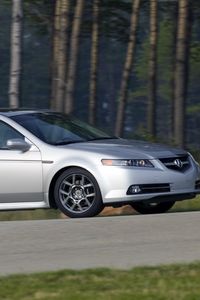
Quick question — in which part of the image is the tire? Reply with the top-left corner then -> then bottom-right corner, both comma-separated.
54,167 -> 104,218
130,200 -> 175,214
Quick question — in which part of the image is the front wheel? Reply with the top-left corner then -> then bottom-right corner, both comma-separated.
130,201 -> 175,214
54,167 -> 104,218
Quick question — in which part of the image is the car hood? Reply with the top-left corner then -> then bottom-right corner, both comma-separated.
61,138 -> 187,159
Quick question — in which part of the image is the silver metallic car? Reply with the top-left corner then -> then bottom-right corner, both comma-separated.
0,110 -> 200,218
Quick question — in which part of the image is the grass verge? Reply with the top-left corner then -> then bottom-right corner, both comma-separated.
1,263 -> 200,300
171,195 -> 200,212
0,195 -> 200,221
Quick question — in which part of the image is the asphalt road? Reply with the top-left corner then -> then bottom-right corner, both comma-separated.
0,211 -> 200,275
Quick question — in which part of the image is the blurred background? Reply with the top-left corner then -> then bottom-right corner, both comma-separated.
0,0 -> 200,219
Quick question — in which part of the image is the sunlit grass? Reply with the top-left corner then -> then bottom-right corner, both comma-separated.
171,195 -> 200,212
0,209 -> 60,221
1,263 -> 200,300
0,195 -> 199,221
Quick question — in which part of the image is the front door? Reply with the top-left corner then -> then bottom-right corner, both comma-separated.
0,120 -> 43,204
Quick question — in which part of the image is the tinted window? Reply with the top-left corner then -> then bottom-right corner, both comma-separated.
11,113 -> 113,145
0,121 -> 24,149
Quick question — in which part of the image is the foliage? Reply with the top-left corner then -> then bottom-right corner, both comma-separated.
133,18 -> 175,142
23,0 -> 54,35
187,104 -> 200,114
1,263 -> 200,299
1,0 -> 200,146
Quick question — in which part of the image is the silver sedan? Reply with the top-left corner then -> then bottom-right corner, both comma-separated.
0,110 -> 200,218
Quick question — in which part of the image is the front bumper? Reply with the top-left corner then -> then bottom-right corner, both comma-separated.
97,159 -> 200,204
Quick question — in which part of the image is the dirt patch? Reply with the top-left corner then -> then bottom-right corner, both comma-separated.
100,205 -> 135,216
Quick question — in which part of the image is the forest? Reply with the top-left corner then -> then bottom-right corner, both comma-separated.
0,0 -> 200,150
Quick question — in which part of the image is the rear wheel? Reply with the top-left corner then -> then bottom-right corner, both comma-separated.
130,201 -> 175,214
54,167 -> 104,218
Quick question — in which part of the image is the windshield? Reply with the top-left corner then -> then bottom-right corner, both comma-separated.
11,112 -> 116,145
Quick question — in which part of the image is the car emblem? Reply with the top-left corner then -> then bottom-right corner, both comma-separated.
174,159 -> 183,168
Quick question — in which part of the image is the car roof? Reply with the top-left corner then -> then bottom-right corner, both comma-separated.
0,109 -> 52,117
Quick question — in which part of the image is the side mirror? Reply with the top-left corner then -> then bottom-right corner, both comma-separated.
6,139 -> 31,152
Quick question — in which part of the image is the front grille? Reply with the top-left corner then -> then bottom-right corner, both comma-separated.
159,155 -> 190,172
127,183 -> 170,195
195,180 -> 200,189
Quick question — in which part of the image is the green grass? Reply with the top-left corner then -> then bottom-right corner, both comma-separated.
0,195 -> 200,221
0,209 -> 60,221
1,263 -> 200,299
172,195 -> 200,212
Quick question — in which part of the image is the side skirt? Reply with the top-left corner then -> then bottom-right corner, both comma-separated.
0,201 -> 49,211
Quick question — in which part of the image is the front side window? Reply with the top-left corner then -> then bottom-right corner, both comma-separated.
0,121 -> 24,149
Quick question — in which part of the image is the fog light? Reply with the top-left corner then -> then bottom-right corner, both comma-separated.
127,185 -> 141,195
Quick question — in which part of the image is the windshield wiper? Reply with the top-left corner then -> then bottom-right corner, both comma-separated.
54,139 -> 85,146
87,136 -> 118,141
55,136 -> 118,145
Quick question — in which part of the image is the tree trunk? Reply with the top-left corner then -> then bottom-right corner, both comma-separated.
147,0 -> 158,138
51,0 -> 70,112
115,0 -> 141,137
56,0 -> 70,111
170,5 -> 178,142
89,0 -> 99,125
64,0 -> 85,114
174,0 -> 190,147
51,0 -> 61,110
8,0 -> 23,108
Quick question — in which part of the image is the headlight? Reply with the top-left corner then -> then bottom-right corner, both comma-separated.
101,159 -> 154,168
188,152 -> 199,165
